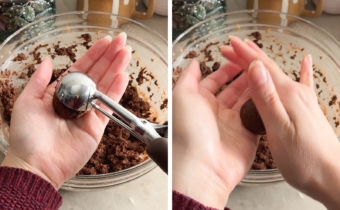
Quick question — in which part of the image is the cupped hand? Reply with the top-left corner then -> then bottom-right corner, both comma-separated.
1,33 -> 131,189
222,36 -> 340,209
173,60 -> 258,209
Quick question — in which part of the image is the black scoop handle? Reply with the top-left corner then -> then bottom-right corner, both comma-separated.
146,138 -> 168,174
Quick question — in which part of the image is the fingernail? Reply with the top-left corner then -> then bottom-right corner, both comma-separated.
125,45 -> 132,53
306,54 -> 312,65
118,32 -> 127,42
249,60 -> 267,84
228,35 -> 236,39
228,35 -> 237,45
104,35 -> 112,42
244,38 -> 251,43
42,57 -> 51,63
186,60 -> 198,70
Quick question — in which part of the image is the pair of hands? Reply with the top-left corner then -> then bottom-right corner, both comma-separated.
1,29 -> 339,208
173,36 -> 340,209
1,33 -> 131,189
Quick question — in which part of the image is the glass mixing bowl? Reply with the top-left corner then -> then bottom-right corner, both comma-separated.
173,10 -> 340,186
0,11 -> 168,190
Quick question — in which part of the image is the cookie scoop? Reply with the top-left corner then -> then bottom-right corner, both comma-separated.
53,72 -> 168,173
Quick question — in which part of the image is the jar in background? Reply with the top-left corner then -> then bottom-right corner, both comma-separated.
172,0 -> 227,40
77,0 -> 155,27
0,0 -> 56,42
313,0 -> 340,14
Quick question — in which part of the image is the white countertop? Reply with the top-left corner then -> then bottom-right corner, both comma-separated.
59,167 -> 167,210
226,1 -> 339,210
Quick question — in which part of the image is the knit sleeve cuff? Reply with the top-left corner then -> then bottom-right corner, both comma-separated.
0,166 -> 62,209
173,190 -> 230,210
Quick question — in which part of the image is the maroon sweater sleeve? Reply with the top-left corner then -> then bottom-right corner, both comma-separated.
0,166 -> 62,210
173,190 -> 230,210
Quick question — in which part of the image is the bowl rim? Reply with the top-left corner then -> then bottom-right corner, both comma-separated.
75,158 -> 154,178
0,11 -> 168,181
172,9 -> 340,47
0,11 -> 167,49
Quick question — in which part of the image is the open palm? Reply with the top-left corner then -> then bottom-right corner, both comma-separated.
173,60 -> 257,209
2,34 -> 131,189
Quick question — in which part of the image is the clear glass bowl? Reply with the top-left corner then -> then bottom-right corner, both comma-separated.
173,10 -> 340,186
0,11 -> 168,191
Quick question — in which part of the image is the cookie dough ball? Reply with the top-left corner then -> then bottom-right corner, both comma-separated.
53,92 -> 86,119
240,99 -> 266,135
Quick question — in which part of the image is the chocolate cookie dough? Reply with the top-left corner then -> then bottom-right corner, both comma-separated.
12,53 -> 27,62
78,84 -> 151,175
0,80 -> 18,124
78,120 -> 147,175
251,135 -> 276,170
52,91 -> 86,119
240,99 -> 266,135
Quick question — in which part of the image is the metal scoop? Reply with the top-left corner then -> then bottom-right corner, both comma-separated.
55,72 -> 168,173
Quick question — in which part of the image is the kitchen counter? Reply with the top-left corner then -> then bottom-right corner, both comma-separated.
226,1 -> 339,210
59,167 -> 167,210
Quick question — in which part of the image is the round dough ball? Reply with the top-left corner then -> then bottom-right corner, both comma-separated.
240,99 -> 266,135
53,92 -> 86,119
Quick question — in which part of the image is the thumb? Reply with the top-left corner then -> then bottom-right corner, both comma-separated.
21,58 -> 53,99
174,60 -> 201,93
248,60 -> 290,132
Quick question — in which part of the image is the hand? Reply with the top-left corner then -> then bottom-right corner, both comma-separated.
222,36 -> 340,209
172,60 -> 258,209
1,33 -> 131,189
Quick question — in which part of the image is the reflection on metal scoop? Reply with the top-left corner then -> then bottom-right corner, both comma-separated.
55,72 -> 165,144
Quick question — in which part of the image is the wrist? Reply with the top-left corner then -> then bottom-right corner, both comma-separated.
301,144 -> 340,209
1,151 -> 59,190
173,156 -> 231,210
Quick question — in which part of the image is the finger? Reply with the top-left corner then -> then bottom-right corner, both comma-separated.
97,45 -> 132,93
95,72 -> 129,124
221,45 -> 247,68
87,32 -> 127,83
222,39 -> 269,67
229,36 -> 289,86
173,60 -> 201,93
68,35 -> 112,73
199,61 -> 242,94
231,89 -> 251,112
217,73 -> 248,108
248,60 -> 290,132
299,54 -> 314,90
245,39 -> 268,57
45,35 -> 120,95
21,58 -> 52,100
